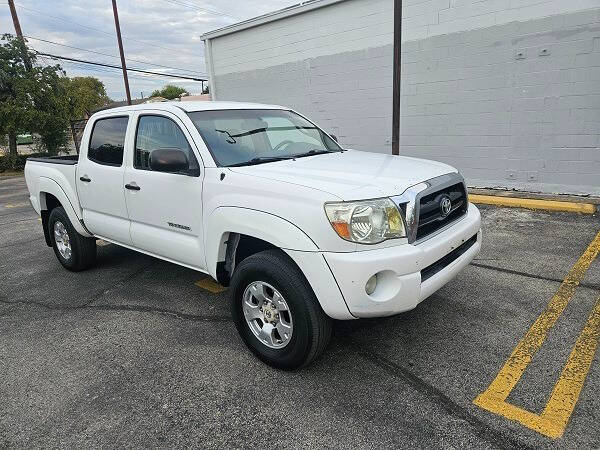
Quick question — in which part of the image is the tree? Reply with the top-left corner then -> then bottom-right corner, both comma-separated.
202,84 -> 210,94
150,84 -> 189,100
64,76 -> 110,119
0,34 -> 70,164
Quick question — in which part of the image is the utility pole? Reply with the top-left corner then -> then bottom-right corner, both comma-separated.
112,0 -> 131,105
7,0 -> 31,168
8,0 -> 31,70
391,0 -> 403,156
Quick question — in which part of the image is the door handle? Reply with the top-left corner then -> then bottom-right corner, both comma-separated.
125,183 -> 140,191
79,176 -> 91,182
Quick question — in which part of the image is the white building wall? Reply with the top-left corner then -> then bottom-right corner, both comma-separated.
205,0 -> 600,195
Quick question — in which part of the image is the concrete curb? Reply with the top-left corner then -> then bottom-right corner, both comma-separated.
470,194 -> 596,214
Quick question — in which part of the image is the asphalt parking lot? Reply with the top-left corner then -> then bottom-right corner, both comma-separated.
1,175 -> 598,449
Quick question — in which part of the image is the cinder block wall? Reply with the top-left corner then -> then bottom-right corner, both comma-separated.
208,0 -> 600,195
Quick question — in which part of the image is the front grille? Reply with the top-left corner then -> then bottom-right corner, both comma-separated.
416,182 -> 468,240
420,234 -> 477,282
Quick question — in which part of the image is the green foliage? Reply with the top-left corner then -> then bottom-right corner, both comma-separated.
150,84 -> 190,100
64,76 -> 111,119
0,34 -> 70,157
0,152 -> 47,172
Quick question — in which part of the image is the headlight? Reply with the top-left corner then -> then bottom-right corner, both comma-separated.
324,198 -> 406,244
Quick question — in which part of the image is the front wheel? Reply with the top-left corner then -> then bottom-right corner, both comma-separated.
230,249 -> 332,370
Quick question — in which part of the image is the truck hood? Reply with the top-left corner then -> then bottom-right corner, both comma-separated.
228,150 -> 457,200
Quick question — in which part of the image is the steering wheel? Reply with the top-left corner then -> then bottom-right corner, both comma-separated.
273,140 -> 294,152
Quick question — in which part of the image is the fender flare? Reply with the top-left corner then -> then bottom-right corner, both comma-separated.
38,177 -> 92,237
205,206 -> 318,279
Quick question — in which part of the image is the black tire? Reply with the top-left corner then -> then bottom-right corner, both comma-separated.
48,206 -> 96,272
230,249 -> 332,370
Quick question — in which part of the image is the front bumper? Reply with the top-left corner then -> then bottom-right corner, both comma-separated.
323,203 -> 482,318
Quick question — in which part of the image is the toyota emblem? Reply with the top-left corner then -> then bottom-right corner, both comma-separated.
440,196 -> 452,217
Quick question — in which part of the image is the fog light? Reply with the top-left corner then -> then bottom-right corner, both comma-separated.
365,274 -> 377,295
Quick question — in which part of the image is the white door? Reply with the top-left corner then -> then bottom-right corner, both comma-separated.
123,113 -> 205,270
77,115 -> 132,244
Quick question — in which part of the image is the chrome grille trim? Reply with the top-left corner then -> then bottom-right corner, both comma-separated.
391,172 -> 467,244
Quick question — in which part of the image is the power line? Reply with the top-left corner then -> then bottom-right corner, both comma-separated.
37,52 -> 207,81
24,35 -> 206,77
50,58 -> 197,83
13,3 -> 204,58
57,57 -> 175,84
158,0 -> 239,19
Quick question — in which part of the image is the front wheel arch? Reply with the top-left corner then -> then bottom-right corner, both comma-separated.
216,233 -> 277,286
205,206 -> 319,282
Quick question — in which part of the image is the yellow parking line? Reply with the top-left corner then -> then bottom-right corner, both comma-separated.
195,277 -> 227,294
474,230 -> 600,438
4,202 -> 29,209
543,298 -> 600,431
469,195 -> 596,214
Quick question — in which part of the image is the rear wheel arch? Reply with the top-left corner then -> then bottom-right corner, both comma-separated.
39,192 -> 63,246
40,191 -> 61,212
36,177 -> 92,238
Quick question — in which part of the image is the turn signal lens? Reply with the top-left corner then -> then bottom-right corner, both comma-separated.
331,222 -> 350,239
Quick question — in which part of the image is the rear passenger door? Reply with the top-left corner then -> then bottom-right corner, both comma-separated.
77,115 -> 132,244
123,112 -> 206,270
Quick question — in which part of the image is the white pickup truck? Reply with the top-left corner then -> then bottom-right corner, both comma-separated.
25,101 -> 481,369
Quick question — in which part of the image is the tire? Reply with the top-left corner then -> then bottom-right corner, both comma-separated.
230,249 -> 332,370
48,206 -> 96,272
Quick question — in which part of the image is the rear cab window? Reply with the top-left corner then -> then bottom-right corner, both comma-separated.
88,116 -> 129,166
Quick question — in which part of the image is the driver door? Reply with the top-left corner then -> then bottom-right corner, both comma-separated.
123,112 -> 206,270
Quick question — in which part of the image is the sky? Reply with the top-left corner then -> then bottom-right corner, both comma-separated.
1,0 -> 299,100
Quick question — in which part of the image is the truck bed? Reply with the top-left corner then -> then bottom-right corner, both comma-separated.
25,156 -> 80,220
27,155 -> 79,165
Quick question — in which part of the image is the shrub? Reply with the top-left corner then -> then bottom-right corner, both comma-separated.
0,152 -> 48,172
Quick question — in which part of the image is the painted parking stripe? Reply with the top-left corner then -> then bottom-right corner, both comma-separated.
195,277 -> 227,294
474,230 -> 600,438
0,191 -> 29,200
543,298 -> 600,433
3,202 -> 29,208
470,195 -> 596,214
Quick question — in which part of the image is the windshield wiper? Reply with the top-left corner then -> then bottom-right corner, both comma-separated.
291,149 -> 336,159
226,149 -> 341,167
226,156 -> 294,167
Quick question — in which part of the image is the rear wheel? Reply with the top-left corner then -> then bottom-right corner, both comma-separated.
230,249 -> 332,370
48,206 -> 96,271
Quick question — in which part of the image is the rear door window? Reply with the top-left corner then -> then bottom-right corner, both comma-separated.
88,116 -> 129,166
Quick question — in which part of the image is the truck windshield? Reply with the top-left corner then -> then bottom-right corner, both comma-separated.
187,109 -> 342,167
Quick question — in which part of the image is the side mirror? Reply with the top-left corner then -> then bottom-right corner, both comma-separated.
330,134 -> 338,142
149,148 -> 189,173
